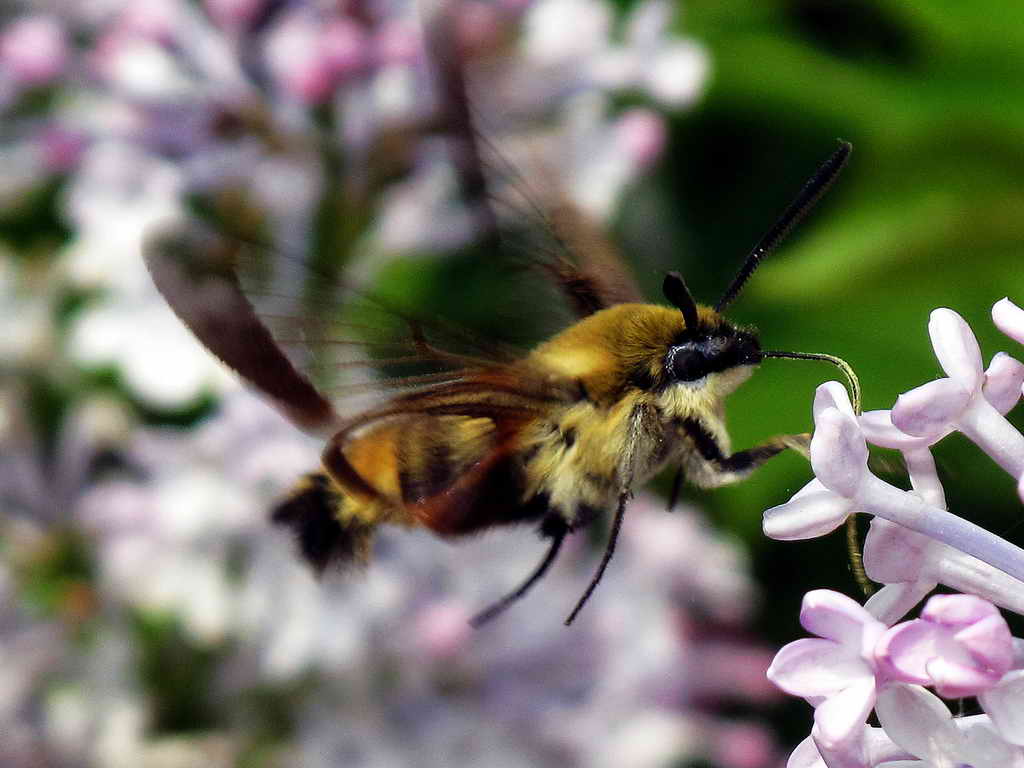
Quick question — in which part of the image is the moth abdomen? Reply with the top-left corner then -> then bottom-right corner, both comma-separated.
271,472 -> 375,573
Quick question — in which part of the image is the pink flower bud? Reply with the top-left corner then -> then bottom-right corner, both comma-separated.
875,594 -> 1013,698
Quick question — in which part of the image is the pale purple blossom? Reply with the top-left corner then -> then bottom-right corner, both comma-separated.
875,594 -> 1013,697
768,300 -> 1024,768
875,684 -> 1024,768
766,379 -> 1024,584
891,308 -> 1024,478
979,668 -> 1024,746
993,297 -> 1024,347
767,590 -> 887,750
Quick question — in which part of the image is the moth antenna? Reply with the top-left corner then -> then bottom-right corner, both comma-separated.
763,349 -> 862,415
716,140 -> 852,312
663,272 -> 700,332
564,492 -> 628,626
470,527 -> 566,628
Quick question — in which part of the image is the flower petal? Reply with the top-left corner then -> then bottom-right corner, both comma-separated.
865,582 -> 937,627
862,519 -> 928,583
984,352 -> 1024,415
956,717 -> 1024,768
929,307 -> 983,389
787,736 -> 826,768
927,655 -> 1002,698
979,669 -> 1024,746
875,684 -> 960,762
763,490 -> 853,540
891,378 -> 972,438
811,408 -> 868,497
859,410 -> 934,450
954,614 -> 1013,677
993,297 -> 1024,346
875,620 -> 936,685
812,676 -> 877,749
800,590 -> 881,648
768,637 -> 870,697
814,380 -> 857,420
922,593 -> 1001,629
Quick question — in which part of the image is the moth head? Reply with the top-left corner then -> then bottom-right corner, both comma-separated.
660,271 -> 762,391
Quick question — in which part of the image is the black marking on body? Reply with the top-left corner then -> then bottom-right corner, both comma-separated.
399,442 -> 455,506
271,472 -> 371,573
572,502 -> 603,530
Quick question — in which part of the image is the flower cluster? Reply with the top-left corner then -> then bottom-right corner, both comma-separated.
764,299 -> 1024,767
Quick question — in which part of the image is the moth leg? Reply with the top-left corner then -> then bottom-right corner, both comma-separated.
564,491 -> 629,626
470,520 -> 568,628
681,417 -> 810,488
666,466 -> 684,512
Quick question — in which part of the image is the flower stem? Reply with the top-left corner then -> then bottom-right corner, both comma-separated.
862,476 -> 1024,583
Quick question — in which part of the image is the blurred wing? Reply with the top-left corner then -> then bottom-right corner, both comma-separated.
425,3 -> 645,321
144,5 -> 645,434
143,220 -> 520,432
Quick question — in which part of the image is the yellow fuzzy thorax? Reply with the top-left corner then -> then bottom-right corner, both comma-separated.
528,302 -> 734,403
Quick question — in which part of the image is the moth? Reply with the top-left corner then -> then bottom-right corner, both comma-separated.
144,134 -> 856,627
144,2 -> 858,626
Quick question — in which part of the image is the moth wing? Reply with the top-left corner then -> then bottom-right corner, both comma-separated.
143,220 -> 520,433
425,3 -> 646,323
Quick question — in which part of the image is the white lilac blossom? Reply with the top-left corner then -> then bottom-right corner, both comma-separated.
766,299 -> 1024,768
774,593 -> 1024,768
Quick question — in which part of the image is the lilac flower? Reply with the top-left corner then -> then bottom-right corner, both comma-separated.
767,379 -> 1024,584
875,684 -> 1024,768
763,382 -> 860,541
875,594 -> 1013,698
767,590 -> 887,750
979,668 -> 1024,747
786,726 -> 912,768
891,308 -> 1024,478
769,300 -> 1024,768
993,297 -> 1024,347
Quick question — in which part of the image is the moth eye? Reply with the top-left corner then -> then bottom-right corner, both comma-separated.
667,345 -> 707,382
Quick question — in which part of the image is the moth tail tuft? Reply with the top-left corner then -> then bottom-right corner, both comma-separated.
271,472 -> 374,573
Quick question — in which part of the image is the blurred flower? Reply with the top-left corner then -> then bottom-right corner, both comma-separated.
0,15 -> 68,88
